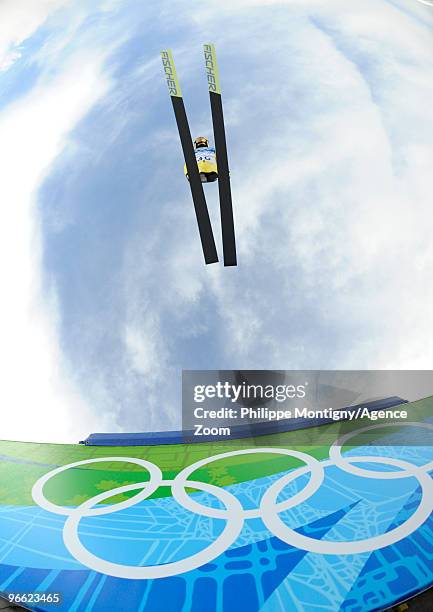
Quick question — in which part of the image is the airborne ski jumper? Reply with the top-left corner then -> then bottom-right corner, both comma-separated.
161,45 -> 237,267
184,137 -> 218,184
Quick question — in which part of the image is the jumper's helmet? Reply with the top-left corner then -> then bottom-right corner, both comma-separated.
194,136 -> 209,148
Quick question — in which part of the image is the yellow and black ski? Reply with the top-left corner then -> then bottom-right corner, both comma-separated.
204,44 -> 237,267
161,50 -> 218,265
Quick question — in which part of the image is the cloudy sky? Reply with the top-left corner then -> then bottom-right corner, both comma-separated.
0,0 -> 433,442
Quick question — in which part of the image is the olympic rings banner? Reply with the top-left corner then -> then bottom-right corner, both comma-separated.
31,422 -> 433,579
1,406 -> 433,611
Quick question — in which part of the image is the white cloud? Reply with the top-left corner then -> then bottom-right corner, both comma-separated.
0,0 -> 70,72
0,49 -> 22,73
0,11 -> 120,442
221,1 -> 433,369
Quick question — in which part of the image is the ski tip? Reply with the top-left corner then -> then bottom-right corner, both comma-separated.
205,256 -> 220,265
161,49 -> 182,97
203,43 -> 221,95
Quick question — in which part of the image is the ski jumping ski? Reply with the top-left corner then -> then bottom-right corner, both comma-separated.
161,49 -> 218,265
161,46 -> 237,267
203,44 -> 237,267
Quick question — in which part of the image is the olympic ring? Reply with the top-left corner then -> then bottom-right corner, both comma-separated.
63,479 -> 243,579
172,448 -> 325,519
31,457 -> 163,517
30,433 -> 433,578
260,456 -> 433,555
330,422 -> 433,479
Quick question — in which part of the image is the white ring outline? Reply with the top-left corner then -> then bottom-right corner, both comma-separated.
330,422 -> 433,479
260,455 -> 433,555
32,457 -> 163,517
172,448 -> 325,519
63,479 -> 244,579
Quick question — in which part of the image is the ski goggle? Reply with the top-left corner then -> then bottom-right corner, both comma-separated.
194,137 -> 209,147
